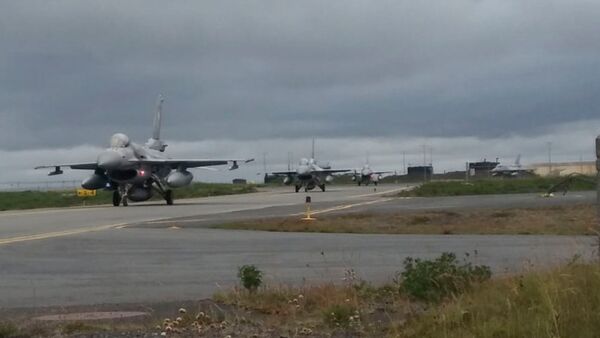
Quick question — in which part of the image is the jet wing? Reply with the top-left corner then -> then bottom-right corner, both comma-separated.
35,163 -> 98,175
129,158 -> 254,170
316,169 -> 352,174
373,171 -> 393,175
271,171 -> 296,176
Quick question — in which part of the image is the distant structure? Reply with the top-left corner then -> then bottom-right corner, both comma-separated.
232,178 -> 247,184
407,165 -> 433,180
530,161 -> 595,177
468,159 -> 500,177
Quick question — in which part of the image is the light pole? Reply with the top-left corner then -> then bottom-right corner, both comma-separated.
547,141 -> 552,176
595,136 -> 600,258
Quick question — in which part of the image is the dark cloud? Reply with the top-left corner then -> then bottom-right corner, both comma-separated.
1,0 -> 599,151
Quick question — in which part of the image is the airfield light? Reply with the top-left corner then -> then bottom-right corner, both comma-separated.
302,196 -> 316,221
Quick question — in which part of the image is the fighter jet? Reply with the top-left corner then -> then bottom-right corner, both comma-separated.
352,163 -> 392,186
271,140 -> 350,192
490,155 -> 532,177
35,96 -> 254,206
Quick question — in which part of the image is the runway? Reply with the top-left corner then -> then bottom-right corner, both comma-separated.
0,185 -> 595,308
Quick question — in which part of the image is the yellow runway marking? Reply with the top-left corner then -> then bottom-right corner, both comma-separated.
0,222 -> 127,246
145,218 -> 208,224
289,198 -> 394,217
0,206 -> 106,218
349,187 -> 409,198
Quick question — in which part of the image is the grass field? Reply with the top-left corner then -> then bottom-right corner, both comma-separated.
210,260 -> 600,337
3,256 -> 599,337
213,204 -> 596,236
399,176 -> 595,197
400,261 -> 600,337
0,183 -> 257,211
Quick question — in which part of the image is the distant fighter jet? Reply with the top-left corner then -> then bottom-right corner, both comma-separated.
490,155 -> 532,177
35,96 -> 254,206
271,140 -> 350,192
352,163 -> 392,186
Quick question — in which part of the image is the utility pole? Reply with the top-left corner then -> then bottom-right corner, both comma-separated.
263,152 -> 268,184
547,141 -> 553,176
595,136 -> 600,262
465,162 -> 469,182
422,144 -> 427,182
429,146 -> 433,166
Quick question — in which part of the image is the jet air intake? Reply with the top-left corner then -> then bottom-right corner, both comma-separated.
82,173 -> 108,190
166,170 -> 193,188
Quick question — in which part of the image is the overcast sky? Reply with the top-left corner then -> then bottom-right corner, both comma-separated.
1,0 -> 599,183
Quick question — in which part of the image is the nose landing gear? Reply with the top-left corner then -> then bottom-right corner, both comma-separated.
112,188 -> 128,207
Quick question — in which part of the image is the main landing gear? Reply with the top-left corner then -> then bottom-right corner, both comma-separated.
319,184 -> 326,192
152,178 -> 174,205
165,189 -> 173,205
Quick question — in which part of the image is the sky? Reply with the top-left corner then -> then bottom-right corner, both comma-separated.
1,0 -> 599,184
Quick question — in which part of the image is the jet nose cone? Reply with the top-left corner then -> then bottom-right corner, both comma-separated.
97,150 -> 122,169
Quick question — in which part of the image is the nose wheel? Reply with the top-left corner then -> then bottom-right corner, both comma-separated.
112,190 -> 128,207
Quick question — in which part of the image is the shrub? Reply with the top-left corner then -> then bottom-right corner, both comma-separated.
323,304 -> 357,328
399,252 -> 491,302
0,323 -> 18,338
238,265 -> 263,292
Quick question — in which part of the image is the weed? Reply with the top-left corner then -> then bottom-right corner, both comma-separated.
398,252 -> 491,302
400,177 -> 595,197
401,263 -> 600,337
0,183 -> 257,211
323,304 -> 357,328
408,216 -> 431,225
0,323 -> 18,338
62,322 -> 109,335
238,265 -> 263,292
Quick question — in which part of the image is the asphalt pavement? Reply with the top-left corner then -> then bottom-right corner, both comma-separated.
0,185 -> 595,308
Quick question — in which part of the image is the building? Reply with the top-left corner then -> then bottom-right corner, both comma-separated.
468,159 -> 500,177
407,165 -> 433,180
531,161 -> 596,177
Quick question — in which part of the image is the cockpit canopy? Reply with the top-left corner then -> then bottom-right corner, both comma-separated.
299,158 -> 309,166
110,133 -> 130,148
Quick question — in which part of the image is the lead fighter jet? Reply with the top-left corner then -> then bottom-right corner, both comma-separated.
36,96 -> 254,206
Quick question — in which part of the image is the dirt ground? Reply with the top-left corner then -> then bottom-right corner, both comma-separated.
215,204 -> 596,236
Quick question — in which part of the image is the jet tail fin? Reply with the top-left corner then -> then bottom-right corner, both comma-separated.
146,94 -> 168,152
153,94 -> 164,141
311,138 -> 315,159
515,154 -> 521,166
